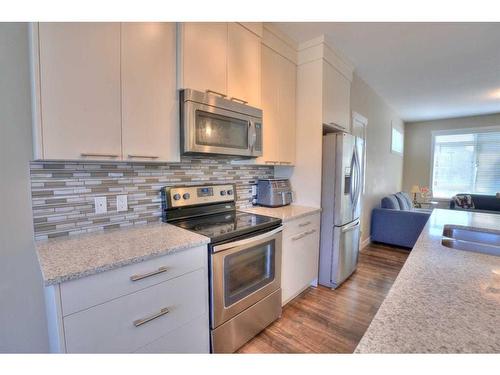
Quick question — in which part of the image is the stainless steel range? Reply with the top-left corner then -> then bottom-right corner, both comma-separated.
161,183 -> 283,353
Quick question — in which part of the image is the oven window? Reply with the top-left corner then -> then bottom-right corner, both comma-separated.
223,240 -> 275,307
195,110 -> 249,150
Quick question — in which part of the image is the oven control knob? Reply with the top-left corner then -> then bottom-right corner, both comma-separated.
227,190 -> 233,195
173,193 -> 181,201
220,190 -> 227,196
183,193 -> 190,200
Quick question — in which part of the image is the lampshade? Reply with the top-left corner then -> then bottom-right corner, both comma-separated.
410,185 -> 421,194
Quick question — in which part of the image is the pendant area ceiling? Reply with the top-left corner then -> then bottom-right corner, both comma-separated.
273,22 -> 500,122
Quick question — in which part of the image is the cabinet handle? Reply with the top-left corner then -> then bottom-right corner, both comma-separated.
230,97 -> 248,104
133,307 -> 170,327
291,233 -> 306,241
130,266 -> 168,281
265,161 -> 279,164
81,153 -> 119,158
291,229 -> 316,242
298,221 -> 311,228
206,89 -> 227,98
280,161 -> 292,165
128,154 -> 159,159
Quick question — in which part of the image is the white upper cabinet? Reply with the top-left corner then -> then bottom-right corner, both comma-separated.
178,23 -> 261,106
227,23 -> 261,107
32,22 -> 179,161
258,45 -> 280,164
277,53 -> 297,165
258,27 -> 297,166
322,61 -> 351,132
121,23 -> 179,162
178,22 -> 228,97
37,23 -> 122,160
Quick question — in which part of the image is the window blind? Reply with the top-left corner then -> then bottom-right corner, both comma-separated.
431,128 -> 500,198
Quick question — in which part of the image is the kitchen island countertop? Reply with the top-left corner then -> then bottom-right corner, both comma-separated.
356,209 -> 500,353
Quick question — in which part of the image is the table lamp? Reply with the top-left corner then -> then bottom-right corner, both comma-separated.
410,185 -> 421,207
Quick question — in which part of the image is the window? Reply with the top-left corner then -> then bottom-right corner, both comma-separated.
391,127 -> 404,155
431,127 -> 500,198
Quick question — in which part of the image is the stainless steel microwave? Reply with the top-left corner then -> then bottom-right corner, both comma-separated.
180,89 -> 263,158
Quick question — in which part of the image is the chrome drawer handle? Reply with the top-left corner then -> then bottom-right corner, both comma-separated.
206,89 -> 227,98
133,307 -> 170,327
265,161 -> 279,164
130,266 -> 168,282
230,96 -> 248,104
292,233 -> 306,241
298,221 -> 311,227
128,154 -> 159,159
81,152 -> 119,158
291,229 -> 316,241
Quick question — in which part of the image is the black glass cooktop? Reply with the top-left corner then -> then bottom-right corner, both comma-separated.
170,211 -> 281,243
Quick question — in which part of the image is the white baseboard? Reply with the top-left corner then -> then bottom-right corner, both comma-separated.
360,236 -> 371,250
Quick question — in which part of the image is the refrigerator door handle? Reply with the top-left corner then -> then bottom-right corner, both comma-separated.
352,146 -> 362,210
342,219 -> 360,233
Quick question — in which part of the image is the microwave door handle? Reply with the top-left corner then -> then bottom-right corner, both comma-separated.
249,122 -> 257,152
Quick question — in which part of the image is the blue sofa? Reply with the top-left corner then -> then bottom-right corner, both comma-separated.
371,192 -> 431,249
449,194 -> 500,214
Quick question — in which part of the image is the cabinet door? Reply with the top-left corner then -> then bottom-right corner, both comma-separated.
257,45 -> 280,165
227,23 -> 261,107
180,23 -> 227,96
277,54 -> 296,165
322,61 -> 351,132
282,225 -> 320,306
121,23 -> 179,162
38,23 -> 122,160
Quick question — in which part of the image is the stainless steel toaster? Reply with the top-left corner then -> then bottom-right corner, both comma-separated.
256,178 -> 293,207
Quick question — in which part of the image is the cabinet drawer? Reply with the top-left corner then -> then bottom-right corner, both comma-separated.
284,213 -> 320,239
63,268 -> 208,353
134,314 -> 209,353
60,245 -> 206,316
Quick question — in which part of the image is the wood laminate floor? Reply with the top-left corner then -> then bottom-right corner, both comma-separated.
237,243 -> 410,353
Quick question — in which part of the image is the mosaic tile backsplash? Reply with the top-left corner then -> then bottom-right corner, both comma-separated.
30,158 -> 274,240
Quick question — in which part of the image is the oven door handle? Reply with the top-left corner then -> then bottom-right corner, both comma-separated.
212,225 -> 283,253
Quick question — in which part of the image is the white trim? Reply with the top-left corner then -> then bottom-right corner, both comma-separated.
429,125 -> 500,199
360,236 -> 371,250
29,22 -> 44,160
297,35 -> 354,82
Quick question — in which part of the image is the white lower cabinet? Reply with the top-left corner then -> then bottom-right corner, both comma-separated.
281,213 -> 321,306
44,245 -> 210,353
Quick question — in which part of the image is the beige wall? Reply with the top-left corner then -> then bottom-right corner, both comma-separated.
0,23 -> 49,352
350,74 -> 405,244
403,112 -> 500,197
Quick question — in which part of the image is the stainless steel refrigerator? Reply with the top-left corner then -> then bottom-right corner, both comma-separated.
319,132 -> 364,289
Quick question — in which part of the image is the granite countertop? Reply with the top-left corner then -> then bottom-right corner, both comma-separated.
239,204 -> 321,222
355,209 -> 500,353
35,223 -> 210,286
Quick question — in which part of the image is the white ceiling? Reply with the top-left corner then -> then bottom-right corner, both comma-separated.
272,23 -> 500,122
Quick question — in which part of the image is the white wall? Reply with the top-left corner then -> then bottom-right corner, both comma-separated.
403,112 -> 500,195
0,23 -> 49,352
350,74 -> 405,244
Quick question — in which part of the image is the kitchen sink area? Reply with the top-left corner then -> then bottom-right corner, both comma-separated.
442,224 -> 500,257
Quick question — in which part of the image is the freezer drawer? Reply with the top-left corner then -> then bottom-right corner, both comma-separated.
319,219 -> 360,289
331,220 -> 360,288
